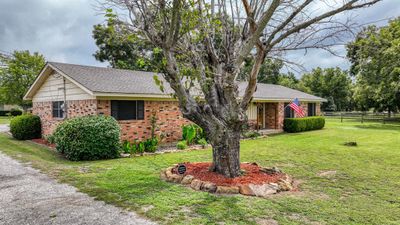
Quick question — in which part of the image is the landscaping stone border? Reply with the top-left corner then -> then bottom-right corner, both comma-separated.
160,164 -> 294,197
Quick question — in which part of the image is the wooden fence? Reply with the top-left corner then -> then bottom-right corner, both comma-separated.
323,111 -> 400,124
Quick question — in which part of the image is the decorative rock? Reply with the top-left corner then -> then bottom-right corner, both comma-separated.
170,174 -> 183,183
248,183 -> 279,197
201,182 -> 217,193
160,170 -> 168,181
216,186 -> 240,194
260,166 -> 282,175
190,179 -> 203,191
278,174 -> 293,191
181,175 -> 194,185
239,185 -> 255,196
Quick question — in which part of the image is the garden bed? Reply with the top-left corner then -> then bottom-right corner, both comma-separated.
161,162 -> 294,197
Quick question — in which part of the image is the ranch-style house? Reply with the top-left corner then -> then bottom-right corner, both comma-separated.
24,62 -> 326,142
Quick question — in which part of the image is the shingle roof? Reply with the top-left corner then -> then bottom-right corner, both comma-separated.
47,62 -> 325,102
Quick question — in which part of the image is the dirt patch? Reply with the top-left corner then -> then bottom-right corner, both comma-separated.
317,170 -> 337,177
31,138 -> 56,149
182,162 -> 284,186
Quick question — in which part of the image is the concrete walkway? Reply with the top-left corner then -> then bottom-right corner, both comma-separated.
0,124 -> 9,133
0,152 -> 156,225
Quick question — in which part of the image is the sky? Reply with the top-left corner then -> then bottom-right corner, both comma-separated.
0,0 -> 399,76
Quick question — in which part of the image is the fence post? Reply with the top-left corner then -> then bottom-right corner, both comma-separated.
340,112 -> 343,123
361,112 -> 364,124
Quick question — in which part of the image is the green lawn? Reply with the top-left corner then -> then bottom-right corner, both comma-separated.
0,119 -> 399,225
0,116 -> 10,124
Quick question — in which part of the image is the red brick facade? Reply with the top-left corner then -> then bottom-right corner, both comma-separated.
33,99 -> 191,142
33,99 -> 321,142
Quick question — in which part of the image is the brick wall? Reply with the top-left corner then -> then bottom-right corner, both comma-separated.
97,100 -> 191,142
33,99 -> 98,136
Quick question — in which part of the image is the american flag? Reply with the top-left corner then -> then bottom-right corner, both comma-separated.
289,98 -> 305,117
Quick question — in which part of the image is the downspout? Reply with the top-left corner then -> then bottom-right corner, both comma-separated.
63,77 -> 68,119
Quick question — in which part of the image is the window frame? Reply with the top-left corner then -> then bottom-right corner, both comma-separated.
111,100 -> 145,121
284,102 -> 295,118
52,101 -> 64,119
308,103 -> 316,117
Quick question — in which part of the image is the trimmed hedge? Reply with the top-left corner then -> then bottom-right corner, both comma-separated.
283,116 -> 325,133
10,114 -> 41,140
53,116 -> 120,161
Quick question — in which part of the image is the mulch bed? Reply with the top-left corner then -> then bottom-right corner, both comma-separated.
31,138 -> 56,148
181,162 -> 283,186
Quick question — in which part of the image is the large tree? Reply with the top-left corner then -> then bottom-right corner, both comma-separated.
347,18 -> 400,115
103,0 -> 380,177
0,50 -> 45,110
93,11 -> 162,71
300,67 -> 353,111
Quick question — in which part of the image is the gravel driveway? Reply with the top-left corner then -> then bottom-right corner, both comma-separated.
0,152 -> 156,225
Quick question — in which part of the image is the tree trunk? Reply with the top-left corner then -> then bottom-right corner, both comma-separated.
208,127 -> 241,178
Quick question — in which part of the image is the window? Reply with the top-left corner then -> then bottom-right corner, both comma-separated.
111,100 -> 144,120
284,103 -> 294,118
308,103 -> 316,116
52,101 -> 64,118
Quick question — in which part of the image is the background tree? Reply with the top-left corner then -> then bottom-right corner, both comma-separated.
103,0 -> 380,177
92,10 -> 162,71
347,18 -> 400,115
300,67 -> 353,111
238,58 -> 283,84
0,50 -> 45,110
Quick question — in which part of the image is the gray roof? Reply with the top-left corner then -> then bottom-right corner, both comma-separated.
48,62 -> 325,102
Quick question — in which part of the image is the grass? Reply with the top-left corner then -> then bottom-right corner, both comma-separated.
0,116 -> 10,124
0,119 -> 399,224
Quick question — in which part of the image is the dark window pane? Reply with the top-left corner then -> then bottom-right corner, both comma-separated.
52,101 -> 64,118
284,103 -> 294,118
137,101 -> 144,119
308,103 -> 316,116
111,100 -> 145,120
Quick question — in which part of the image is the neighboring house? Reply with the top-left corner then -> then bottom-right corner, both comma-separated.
0,104 -> 20,111
24,62 -> 326,142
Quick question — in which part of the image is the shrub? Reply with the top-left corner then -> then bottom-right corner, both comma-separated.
197,138 -> 208,148
10,114 -> 41,140
283,116 -> 325,133
53,116 -> 120,161
10,108 -> 23,116
0,110 -> 10,116
176,140 -> 188,150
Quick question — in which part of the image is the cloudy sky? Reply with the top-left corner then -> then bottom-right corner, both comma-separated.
1,0 -> 399,75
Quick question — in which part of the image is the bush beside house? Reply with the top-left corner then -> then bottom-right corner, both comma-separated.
283,116 -> 325,133
10,114 -> 41,140
53,116 -> 120,161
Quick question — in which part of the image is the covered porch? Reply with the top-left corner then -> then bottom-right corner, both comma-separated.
254,102 -> 283,131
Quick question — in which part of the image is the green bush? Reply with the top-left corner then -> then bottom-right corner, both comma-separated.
283,116 -> 325,133
176,140 -> 188,150
10,108 -> 23,116
53,116 -> 120,161
10,114 -> 41,140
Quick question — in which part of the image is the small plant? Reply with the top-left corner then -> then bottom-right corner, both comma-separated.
197,138 -> 208,148
45,134 -> 55,144
121,140 -> 132,154
182,124 -> 206,145
137,141 -> 145,155
10,114 -> 41,140
176,140 -> 188,150
242,131 -> 261,139
144,137 -> 158,153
